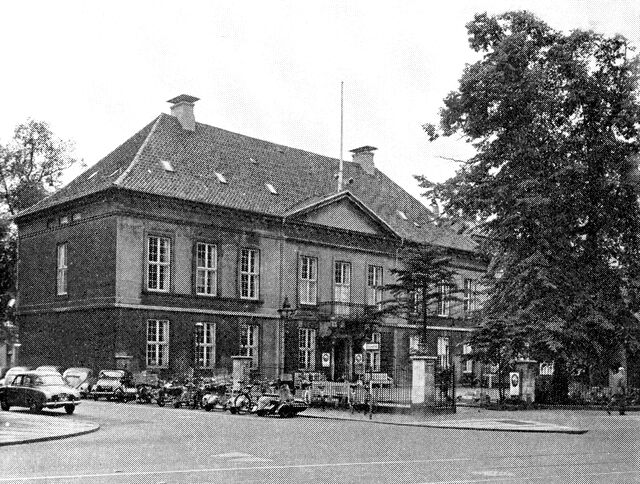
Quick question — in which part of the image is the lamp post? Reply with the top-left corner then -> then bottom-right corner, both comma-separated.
277,296 -> 295,378
194,322 -> 204,377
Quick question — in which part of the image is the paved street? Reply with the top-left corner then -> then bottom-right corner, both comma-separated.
1,401 -> 640,483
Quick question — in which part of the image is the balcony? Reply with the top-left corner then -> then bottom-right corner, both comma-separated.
317,301 -> 375,320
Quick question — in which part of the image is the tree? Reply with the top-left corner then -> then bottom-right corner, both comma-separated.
0,120 -> 78,349
0,119 -> 78,216
421,11 -> 640,390
384,244 -> 458,353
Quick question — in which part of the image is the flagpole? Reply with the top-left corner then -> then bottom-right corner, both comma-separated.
338,81 -> 344,192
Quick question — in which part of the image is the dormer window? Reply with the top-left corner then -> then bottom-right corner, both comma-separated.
215,172 -> 227,184
266,183 -> 278,195
250,157 -> 258,164
160,160 -> 174,172
397,210 -> 408,220
87,172 -> 98,180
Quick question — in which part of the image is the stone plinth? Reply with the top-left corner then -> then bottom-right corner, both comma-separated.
515,359 -> 538,403
411,355 -> 437,408
231,356 -> 253,390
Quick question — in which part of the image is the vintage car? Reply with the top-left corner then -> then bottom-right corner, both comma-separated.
0,371 -> 81,414
36,365 -> 64,374
92,369 -> 137,402
63,367 -> 96,398
0,366 -> 32,387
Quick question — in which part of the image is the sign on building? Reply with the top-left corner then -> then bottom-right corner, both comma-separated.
509,372 -> 520,397
321,352 -> 330,367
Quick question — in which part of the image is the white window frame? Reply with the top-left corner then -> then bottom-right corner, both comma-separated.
437,282 -> 450,317
437,336 -> 450,368
196,242 -> 217,296
298,328 -> 316,370
334,261 -> 351,315
367,265 -> 383,308
240,248 -> 259,300
240,324 -> 259,366
366,331 -> 381,371
196,322 -> 216,368
299,256 -> 317,305
147,319 -> 169,368
463,279 -> 475,312
463,343 -> 473,374
56,243 -> 68,295
147,236 -> 170,292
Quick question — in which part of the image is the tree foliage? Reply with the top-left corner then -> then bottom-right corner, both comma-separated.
0,119 -> 78,216
421,11 -> 640,373
384,244 -> 458,350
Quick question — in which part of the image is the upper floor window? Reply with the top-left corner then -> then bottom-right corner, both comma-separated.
367,265 -> 383,308
147,319 -> 169,368
56,243 -> 68,295
437,282 -> 450,317
437,336 -> 450,368
298,328 -> 316,370
299,256 -> 317,305
147,236 -> 170,292
240,248 -> 259,300
196,322 -> 216,368
463,279 -> 475,312
240,324 -> 259,367
334,261 -> 351,315
196,243 -> 217,296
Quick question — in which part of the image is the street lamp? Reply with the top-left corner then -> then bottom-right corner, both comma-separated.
277,296 -> 296,376
194,322 -> 204,376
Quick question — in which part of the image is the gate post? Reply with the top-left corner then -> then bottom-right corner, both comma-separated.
515,359 -> 537,403
410,355 -> 436,411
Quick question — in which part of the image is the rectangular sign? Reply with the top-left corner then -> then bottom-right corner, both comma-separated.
509,372 -> 520,397
321,352 -> 330,367
363,343 -> 379,351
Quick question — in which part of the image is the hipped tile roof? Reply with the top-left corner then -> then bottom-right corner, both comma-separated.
18,113 -> 476,252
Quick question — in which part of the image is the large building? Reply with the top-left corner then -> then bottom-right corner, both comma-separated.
15,95 -> 486,383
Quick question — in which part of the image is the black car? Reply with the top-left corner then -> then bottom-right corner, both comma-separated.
91,369 -> 137,402
0,371 -> 81,414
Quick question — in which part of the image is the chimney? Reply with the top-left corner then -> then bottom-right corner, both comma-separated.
167,94 -> 200,131
350,145 -> 377,175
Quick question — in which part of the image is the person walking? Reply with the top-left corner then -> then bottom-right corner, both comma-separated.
607,366 -> 627,415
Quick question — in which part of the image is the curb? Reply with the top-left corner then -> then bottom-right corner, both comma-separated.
0,422 -> 100,447
300,413 -> 588,434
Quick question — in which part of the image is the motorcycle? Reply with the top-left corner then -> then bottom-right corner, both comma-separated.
226,384 -> 255,414
157,380 -> 199,408
201,382 -> 231,412
253,383 -> 308,418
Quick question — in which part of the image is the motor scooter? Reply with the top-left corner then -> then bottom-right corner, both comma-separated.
201,382 -> 231,411
253,384 -> 308,418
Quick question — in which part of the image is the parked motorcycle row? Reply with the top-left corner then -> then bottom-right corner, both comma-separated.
98,374 -> 309,418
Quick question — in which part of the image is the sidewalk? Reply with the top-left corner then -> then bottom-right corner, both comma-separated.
0,412 -> 100,446
301,406 -> 590,434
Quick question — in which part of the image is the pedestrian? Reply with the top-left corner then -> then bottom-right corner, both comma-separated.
607,366 -> 627,415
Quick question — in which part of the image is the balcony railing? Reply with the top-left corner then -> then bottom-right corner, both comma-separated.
317,301 -> 375,319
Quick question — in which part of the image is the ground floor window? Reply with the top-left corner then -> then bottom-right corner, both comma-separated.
147,319 -> 169,368
437,336 -> 450,368
298,328 -> 316,370
366,332 -> 381,372
462,343 -> 472,373
196,322 -> 216,368
240,324 -> 259,366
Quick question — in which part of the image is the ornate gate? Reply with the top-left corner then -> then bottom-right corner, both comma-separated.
433,362 -> 456,413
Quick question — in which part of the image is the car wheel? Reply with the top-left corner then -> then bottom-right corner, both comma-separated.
64,404 -> 75,415
29,400 -> 43,414
0,399 -> 9,411
93,394 -> 99,401
114,388 -> 124,402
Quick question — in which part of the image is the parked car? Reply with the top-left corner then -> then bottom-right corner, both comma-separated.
0,370 -> 81,414
92,369 -> 137,402
36,365 -> 64,374
0,366 -> 32,387
63,368 -> 96,398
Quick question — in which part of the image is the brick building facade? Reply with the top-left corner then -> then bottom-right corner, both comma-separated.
15,95 -> 486,383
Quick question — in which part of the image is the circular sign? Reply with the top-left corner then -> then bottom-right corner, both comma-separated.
510,374 -> 520,387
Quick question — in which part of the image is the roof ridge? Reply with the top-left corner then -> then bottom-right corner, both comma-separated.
113,114 -> 163,187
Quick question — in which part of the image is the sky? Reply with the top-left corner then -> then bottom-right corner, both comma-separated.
1,0 -> 640,204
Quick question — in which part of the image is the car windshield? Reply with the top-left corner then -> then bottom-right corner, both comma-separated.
34,375 -> 66,386
99,371 -> 123,379
64,375 -> 82,387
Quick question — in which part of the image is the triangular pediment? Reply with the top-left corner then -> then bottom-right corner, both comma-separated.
286,191 -> 398,237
